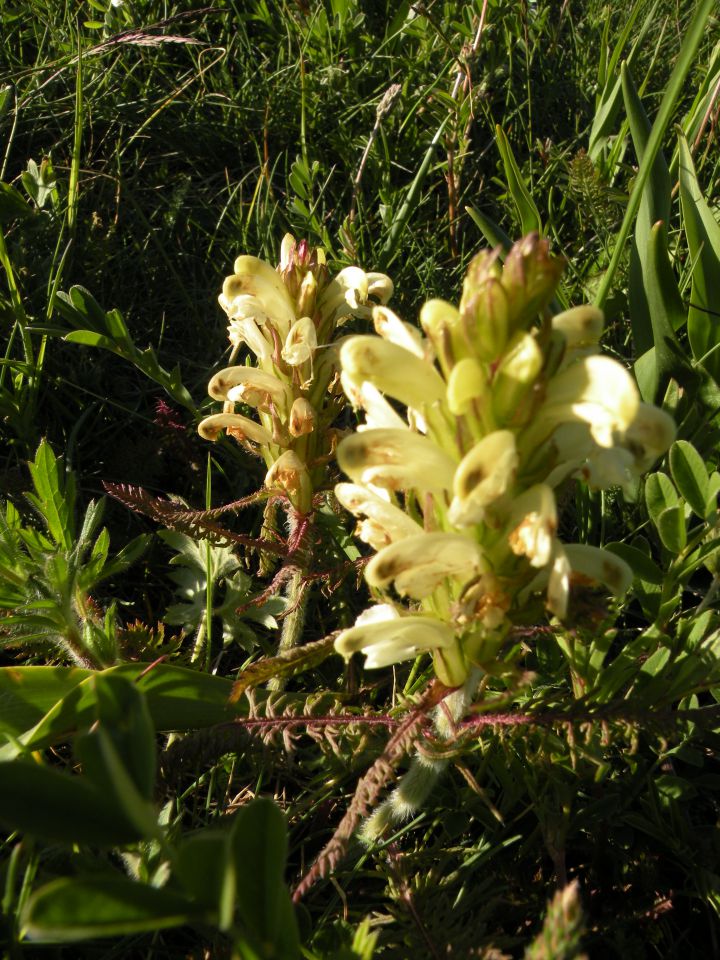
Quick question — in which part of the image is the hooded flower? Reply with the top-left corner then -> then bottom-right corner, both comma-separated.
334,604 -> 456,669
333,233 -> 675,685
198,236 -> 393,512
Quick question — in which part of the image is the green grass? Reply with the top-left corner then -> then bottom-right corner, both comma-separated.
2,0 -> 720,956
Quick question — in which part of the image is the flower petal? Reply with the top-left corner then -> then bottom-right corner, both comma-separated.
221,256 -> 296,337
532,355 -> 640,447
338,428 -> 456,494
622,403 -> 676,473
552,305 -> 604,353
197,413 -> 274,445
450,430 -> 518,525
507,484 -> 557,568
366,532 -> 485,599
335,609 -> 455,668
340,336 -> 446,411
208,366 -> 292,412
282,316 -> 317,366
340,375 -> 408,431
289,397 -> 316,437
335,483 -> 423,548
373,305 -> 426,358
227,316 -> 273,363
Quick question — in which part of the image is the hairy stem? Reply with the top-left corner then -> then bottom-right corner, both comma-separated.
267,567 -> 308,693
361,667 -> 482,841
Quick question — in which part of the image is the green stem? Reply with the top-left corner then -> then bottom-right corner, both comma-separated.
267,568 -> 308,693
190,613 -> 207,667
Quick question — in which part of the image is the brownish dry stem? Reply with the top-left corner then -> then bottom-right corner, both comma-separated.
292,680 -> 452,902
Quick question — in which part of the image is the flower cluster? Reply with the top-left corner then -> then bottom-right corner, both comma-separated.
198,237 -> 393,514
334,235 -> 675,686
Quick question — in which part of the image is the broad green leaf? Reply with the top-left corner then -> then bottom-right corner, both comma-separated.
63,329 -> 123,352
645,471 -> 679,526
26,440 -> 74,549
633,348 -> 657,404
669,439 -> 709,518
104,307 -> 131,343
0,760 -> 141,845
679,131 -> 720,381
633,222 -> 693,401
495,126 -> 542,236
0,666 -> 92,738
707,471 -> 720,518
0,664 -> 237,757
22,877 -> 198,941
655,774 -> 697,802
81,674 -> 156,801
112,663 -> 238,729
0,182 -> 32,223
76,725 -> 159,840
68,284 -> 110,331
656,504 -> 686,554
76,497 -> 105,552
97,533 -> 150,581
175,830 -> 228,913
231,799 -> 301,958
604,542 -> 664,585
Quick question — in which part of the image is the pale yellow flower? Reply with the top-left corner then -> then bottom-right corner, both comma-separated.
338,428 -> 456,495
332,234 -> 673,684
365,532 -> 486,599
335,605 -> 455,670
199,236 -> 393,512
449,430 -> 518,526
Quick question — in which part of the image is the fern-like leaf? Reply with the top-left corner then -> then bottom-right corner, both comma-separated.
103,482 -> 286,556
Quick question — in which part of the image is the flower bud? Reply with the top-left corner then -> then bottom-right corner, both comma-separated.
501,233 -> 565,334
419,299 -> 458,376
492,332 -> 543,425
296,271 -> 318,318
289,397 -> 316,437
459,250 -> 509,361
446,357 -> 488,415
265,450 -> 312,512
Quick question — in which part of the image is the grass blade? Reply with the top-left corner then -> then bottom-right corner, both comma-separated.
593,0 -> 717,310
